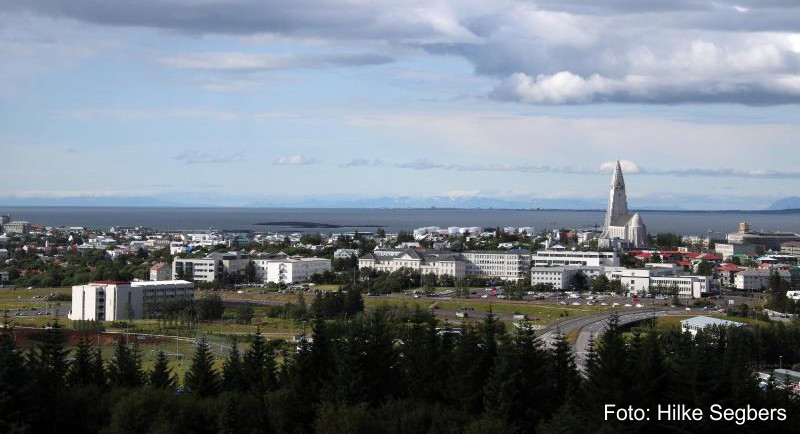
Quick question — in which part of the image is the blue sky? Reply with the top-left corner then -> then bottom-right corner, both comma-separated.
1,1 -> 800,209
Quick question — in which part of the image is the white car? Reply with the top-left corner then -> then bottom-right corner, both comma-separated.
600,302 -> 608,306
635,303 -> 643,308
624,303 -> 632,307
612,302 -> 620,307
571,302 -> 580,306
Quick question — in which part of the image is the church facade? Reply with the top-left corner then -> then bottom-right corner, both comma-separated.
599,161 -> 647,248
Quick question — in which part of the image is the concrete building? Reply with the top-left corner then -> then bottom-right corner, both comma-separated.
734,268 -> 791,291
781,242 -> 800,256
727,221 -> 800,251
172,252 -> 249,283
359,249 -> 465,278
681,316 -> 744,337
716,243 -> 760,260
598,161 -> 647,248
460,249 -> 531,281
149,262 -> 171,281
359,248 -> 530,281
530,266 -> 593,289
68,280 -> 194,321
3,221 -> 30,235
252,257 -> 331,284
0,214 -> 9,226
531,248 -> 619,267
0,249 -> 7,260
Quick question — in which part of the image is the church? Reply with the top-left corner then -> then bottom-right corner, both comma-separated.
599,160 -> 647,248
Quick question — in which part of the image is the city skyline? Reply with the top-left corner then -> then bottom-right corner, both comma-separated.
2,1 -> 800,209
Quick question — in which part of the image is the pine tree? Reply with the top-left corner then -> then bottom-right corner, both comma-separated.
221,339 -> 245,391
107,338 -> 144,388
67,335 -> 102,387
149,350 -> 176,389
550,331 -> 580,406
0,321 -> 31,432
29,324 -> 69,394
28,324 -> 69,433
243,330 -> 276,395
184,335 -> 220,397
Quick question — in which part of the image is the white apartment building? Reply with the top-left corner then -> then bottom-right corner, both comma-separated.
3,221 -> 30,234
460,249 -> 531,281
358,248 -> 529,281
734,268 -> 791,291
531,266 -> 581,289
530,264 -> 705,297
252,257 -> 331,284
172,252 -> 249,283
532,249 -> 619,267
68,280 -> 194,321
648,275 -> 709,299
359,249 -> 465,278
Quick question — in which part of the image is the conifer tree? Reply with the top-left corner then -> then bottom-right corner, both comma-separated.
0,319 -> 31,432
149,350 -> 176,389
107,338 -> 144,388
67,335 -> 102,387
184,335 -> 220,397
221,338 -> 245,391
243,329 -> 276,395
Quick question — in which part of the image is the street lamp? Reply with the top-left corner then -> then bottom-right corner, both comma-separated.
779,355 -> 783,370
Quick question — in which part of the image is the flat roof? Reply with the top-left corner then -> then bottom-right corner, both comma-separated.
681,316 -> 743,328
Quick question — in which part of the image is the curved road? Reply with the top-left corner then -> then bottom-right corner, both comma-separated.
538,309 -> 670,370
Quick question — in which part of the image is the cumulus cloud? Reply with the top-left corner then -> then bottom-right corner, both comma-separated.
274,155 -> 320,165
6,0 -> 800,104
600,160 -> 640,173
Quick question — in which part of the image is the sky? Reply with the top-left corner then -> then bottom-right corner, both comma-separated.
1,0 -> 800,209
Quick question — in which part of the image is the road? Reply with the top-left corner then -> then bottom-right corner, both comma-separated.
538,308 -> 670,370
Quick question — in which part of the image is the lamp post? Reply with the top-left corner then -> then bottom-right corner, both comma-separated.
779,355 -> 783,370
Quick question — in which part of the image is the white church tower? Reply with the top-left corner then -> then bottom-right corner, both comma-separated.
599,160 -> 647,248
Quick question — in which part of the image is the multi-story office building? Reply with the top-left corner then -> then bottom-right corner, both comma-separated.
68,280 -> 194,321
531,249 -> 619,267
172,252 -> 249,283
359,249 -> 465,278
781,242 -> 800,256
252,257 -> 331,284
734,268 -> 791,291
531,265 -> 706,297
3,221 -> 30,235
359,248 -> 530,281
727,221 -> 800,250
459,249 -> 531,281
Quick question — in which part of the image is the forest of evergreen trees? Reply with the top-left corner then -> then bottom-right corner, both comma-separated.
2,307 -> 800,433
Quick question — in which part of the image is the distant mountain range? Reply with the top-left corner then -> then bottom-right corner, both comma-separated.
768,197 -> 800,210
1,194 -> 798,211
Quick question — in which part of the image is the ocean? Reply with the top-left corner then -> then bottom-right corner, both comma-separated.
2,206 -> 799,237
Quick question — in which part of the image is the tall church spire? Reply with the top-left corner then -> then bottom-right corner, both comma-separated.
603,160 -> 629,229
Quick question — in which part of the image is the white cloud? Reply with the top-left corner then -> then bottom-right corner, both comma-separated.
274,155 -> 320,165
600,160 -> 640,173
